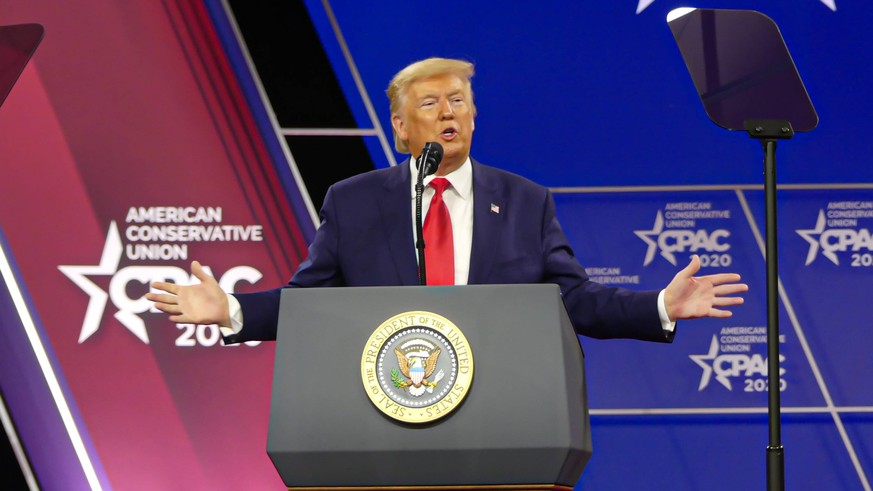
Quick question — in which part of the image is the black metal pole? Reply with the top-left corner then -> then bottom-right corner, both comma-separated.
763,138 -> 785,491
745,119 -> 792,491
415,180 -> 426,285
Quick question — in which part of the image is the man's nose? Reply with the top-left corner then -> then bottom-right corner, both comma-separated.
438,98 -> 454,118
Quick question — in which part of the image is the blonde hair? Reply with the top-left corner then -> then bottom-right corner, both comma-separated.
386,57 -> 476,153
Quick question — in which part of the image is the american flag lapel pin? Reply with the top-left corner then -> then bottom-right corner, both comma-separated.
490,203 -> 500,214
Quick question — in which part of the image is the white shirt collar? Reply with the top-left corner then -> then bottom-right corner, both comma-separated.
408,156 -> 473,200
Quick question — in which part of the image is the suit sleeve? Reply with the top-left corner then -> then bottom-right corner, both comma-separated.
226,186 -> 346,343
540,190 -> 674,343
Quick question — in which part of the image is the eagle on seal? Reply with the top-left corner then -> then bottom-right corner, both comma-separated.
395,348 -> 441,396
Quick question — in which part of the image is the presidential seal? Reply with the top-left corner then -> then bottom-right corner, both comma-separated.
361,311 -> 474,424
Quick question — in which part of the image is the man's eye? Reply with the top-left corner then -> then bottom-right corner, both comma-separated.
421,101 -> 436,108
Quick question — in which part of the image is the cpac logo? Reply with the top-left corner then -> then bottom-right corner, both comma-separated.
59,222 -> 262,344
796,210 -> 873,265
689,336 -> 785,391
634,211 -> 730,266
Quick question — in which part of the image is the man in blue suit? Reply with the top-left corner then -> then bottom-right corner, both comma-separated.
148,58 -> 747,343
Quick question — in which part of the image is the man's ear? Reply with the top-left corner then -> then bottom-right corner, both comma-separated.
391,114 -> 406,142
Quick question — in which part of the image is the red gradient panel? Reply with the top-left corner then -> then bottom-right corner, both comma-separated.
1,2 -> 304,489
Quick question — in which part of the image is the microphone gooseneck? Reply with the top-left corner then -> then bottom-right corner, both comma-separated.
414,141 -> 445,285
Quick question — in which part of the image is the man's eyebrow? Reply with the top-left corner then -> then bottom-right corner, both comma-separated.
413,88 -> 465,104
415,93 -> 438,102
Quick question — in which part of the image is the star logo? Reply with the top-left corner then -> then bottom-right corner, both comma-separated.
796,210 -> 836,265
689,335 -> 731,391
634,211 -> 677,266
58,221 -> 150,344
58,217 -> 263,347
638,0 -> 837,14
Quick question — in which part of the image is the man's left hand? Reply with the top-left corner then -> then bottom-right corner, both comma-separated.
665,255 -> 748,321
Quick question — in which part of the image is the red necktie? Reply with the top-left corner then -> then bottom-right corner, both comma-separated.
423,178 -> 454,285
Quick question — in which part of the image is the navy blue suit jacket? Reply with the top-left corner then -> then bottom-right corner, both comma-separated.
231,160 -> 673,344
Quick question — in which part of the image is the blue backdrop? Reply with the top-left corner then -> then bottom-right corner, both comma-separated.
299,1 -> 872,489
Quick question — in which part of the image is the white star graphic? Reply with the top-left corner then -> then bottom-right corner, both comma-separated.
796,210 -> 835,265
640,1 -> 836,14
58,221 -> 149,344
636,0 -> 656,14
689,335 -> 731,390
634,211 -> 676,266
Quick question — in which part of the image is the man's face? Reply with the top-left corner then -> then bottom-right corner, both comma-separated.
392,73 -> 475,176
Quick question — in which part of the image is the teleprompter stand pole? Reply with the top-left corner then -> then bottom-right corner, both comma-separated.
745,119 -> 793,491
668,9 -> 818,488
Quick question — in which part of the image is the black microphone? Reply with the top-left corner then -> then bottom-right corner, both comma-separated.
416,141 -> 443,177
414,141 -> 444,285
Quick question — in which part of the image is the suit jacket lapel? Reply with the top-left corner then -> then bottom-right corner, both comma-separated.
377,160 -> 419,285
468,161 -> 505,284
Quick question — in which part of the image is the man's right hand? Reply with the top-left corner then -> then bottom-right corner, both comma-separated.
147,260 -> 232,327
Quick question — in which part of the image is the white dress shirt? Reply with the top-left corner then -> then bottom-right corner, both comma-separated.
410,157 -> 474,286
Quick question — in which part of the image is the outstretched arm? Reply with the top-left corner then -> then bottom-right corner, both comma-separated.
664,254 -> 748,321
146,260 -> 232,327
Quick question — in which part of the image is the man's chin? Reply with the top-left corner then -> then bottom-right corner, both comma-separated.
442,143 -> 469,160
